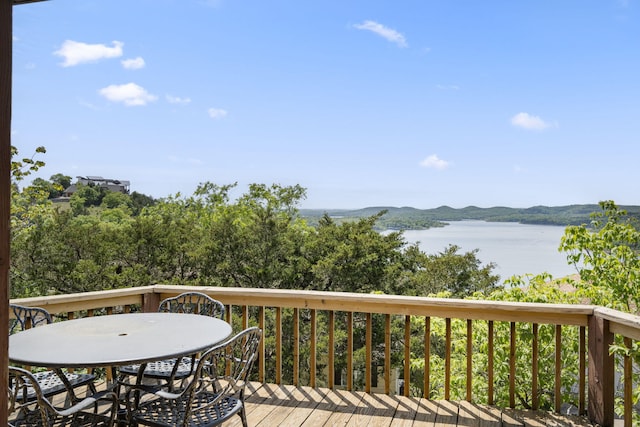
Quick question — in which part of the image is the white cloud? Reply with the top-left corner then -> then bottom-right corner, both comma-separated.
436,84 -> 460,90
510,112 -> 555,131
166,95 -> 192,105
54,40 -> 124,67
121,57 -> 145,70
353,20 -> 407,48
99,83 -> 157,106
208,108 -> 228,119
420,154 -> 450,170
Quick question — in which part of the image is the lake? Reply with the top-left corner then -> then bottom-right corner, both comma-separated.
400,220 -> 577,282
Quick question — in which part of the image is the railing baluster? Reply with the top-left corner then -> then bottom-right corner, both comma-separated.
258,306 -> 265,382
555,324 -> 562,412
488,320 -> 494,405
624,336 -> 632,427
385,314 -> 391,395
509,321 -> 516,408
347,311 -> 353,391
328,310 -> 335,389
276,307 -> 282,385
293,307 -> 299,387
404,315 -> 411,397
466,319 -> 472,401
310,309 -> 316,388
445,317 -> 451,400
242,305 -> 248,330
366,312 -> 372,393
579,325 -> 586,415
225,304 -> 231,325
532,323 -> 539,410
424,316 -> 431,399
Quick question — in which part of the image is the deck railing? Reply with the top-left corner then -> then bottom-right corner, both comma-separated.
10,284 -> 640,427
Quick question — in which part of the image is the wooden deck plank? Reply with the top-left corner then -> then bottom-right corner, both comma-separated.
83,380 -> 597,426
316,388 -> 365,426
412,398 -> 440,426
458,400 -> 502,427
434,400 -> 460,427
390,395 -> 421,426
346,391 -> 398,427
232,382 -> 291,427
501,408 -> 525,427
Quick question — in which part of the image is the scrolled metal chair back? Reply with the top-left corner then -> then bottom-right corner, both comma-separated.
184,327 -> 262,422
9,366 -> 58,426
9,304 -> 52,335
158,292 -> 225,319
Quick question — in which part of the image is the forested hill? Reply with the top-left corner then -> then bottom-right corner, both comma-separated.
299,204 -> 640,230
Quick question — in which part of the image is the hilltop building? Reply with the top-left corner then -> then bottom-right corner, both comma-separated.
62,176 -> 130,197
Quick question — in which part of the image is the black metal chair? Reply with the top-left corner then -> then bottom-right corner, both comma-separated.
126,327 -> 262,427
8,366 -> 118,427
9,304 -> 97,402
117,292 -> 226,388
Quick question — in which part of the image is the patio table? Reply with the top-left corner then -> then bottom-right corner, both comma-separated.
9,312 -> 232,368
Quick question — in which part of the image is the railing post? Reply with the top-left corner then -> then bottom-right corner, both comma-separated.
588,314 -> 614,426
142,292 -> 161,313
0,1 -> 12,424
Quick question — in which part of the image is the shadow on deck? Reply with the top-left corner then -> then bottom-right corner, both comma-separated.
224,382 -> 595,427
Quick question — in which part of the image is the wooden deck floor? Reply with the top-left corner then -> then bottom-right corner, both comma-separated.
224,382 -> 595,427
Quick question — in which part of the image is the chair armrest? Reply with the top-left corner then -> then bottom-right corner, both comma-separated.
57,390 -> 118,417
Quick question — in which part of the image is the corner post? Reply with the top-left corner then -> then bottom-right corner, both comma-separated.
588,314 -> 615,426
142,291 -> 161,313
1,0 -> 13,424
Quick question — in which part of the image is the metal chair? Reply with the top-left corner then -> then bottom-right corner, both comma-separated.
9,304 -> 97,402
126,327 -> 262,427
117,292 -> 226,388
8,366 -> 118,427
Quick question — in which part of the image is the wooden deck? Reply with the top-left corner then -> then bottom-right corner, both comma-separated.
223,382 -> 596,427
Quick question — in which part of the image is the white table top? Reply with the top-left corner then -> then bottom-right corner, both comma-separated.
9,312 -> 232,368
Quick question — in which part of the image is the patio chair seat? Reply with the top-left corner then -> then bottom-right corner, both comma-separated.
25,370 -> 96,401
130,392 -> 242,427
118,357 -> 194,380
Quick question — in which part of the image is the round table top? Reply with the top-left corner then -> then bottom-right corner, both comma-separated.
9,312 -> 232,368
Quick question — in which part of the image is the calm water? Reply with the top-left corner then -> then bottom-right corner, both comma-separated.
401,220 -> 577,282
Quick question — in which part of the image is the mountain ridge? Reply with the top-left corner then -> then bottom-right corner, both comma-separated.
299,204 -> 640,230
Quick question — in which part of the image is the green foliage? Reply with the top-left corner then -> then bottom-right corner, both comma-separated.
560,200 -> 640,313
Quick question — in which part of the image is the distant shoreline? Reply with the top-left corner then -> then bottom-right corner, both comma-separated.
299,203 -> 640,230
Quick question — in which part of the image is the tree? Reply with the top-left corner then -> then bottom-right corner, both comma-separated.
405,244 -> 500,297
560,200 -> 640,421
560,200 -> 640,313
50,173 -> 72,193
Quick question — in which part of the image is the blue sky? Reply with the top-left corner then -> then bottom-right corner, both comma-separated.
11,0 -> 639,209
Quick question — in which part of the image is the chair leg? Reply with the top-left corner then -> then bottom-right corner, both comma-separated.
240,404 -> 248,427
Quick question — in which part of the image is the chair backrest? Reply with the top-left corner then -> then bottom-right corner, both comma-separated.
8,366 -> 59,425
182,327 -> 262,422
9,304 -> 52,335
158,292 -> 225,319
